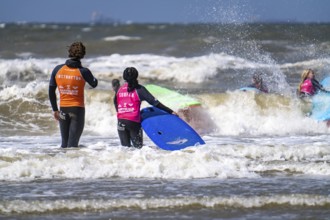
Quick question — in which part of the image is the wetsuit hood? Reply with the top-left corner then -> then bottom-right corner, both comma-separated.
65,59 -> 82,68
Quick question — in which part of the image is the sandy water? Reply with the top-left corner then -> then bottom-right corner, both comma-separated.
1,22 -> 330,219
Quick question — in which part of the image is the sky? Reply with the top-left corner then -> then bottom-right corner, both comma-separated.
1,0 -> 330,24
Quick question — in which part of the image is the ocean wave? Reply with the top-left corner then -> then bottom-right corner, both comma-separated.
1,55 -> 330,86
0,138 -> 329,182
0,79 -> 329,136
1,194 -> 329,214
1,54 -> 330,136
103,35 -> 142,41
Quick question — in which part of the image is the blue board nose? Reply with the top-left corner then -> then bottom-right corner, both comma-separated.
141,107 -> 205,151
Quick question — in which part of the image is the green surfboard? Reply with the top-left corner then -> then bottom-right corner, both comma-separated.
145,84 -> 201,110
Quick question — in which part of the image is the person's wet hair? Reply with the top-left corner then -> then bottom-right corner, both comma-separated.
68,42 -> 86,59
301,69 -> 314,81
123,67 -> 139,92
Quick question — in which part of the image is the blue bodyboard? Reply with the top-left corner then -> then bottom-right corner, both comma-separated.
239,87 -> 260,93
141,107 -> 205,151
311,76 -> 330,121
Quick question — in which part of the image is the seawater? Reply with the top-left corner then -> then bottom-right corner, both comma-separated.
0,22 -> 330,219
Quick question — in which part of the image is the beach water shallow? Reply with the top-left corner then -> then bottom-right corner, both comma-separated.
0,135 -> 330,219
1,22 -> 330,219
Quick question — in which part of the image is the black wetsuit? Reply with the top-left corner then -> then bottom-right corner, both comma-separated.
247,83 -> 269,93
57,107 -> 85,148
311,78 -> 328,93
49,59 -> 98,148
114,84 -> 173,148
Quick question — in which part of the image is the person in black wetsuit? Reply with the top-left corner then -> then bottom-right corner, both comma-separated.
113,67 -> 177,148
49,42 -> 98,148
247,72 -> 269,93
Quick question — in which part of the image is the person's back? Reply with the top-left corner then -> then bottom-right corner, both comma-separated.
49,42 -> 98,148
114,67 -> 176,148
116,82 -> 142,123
300,78 -> 315,96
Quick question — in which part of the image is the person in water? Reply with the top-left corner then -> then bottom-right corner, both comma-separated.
298,69 -> 329,97
49,42 -> 98,148
114,67 -> 177,148
247,72 -> 269,93
112,78 -> 120,93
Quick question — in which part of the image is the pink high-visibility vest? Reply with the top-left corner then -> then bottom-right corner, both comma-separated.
300,79 -> 315,95
116,83 -> 141,122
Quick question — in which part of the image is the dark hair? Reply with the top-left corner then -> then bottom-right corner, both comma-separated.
112,79 -> 120,92
253,72 -> 262,83
68,42 -> 86,59
123,67 -> 139,92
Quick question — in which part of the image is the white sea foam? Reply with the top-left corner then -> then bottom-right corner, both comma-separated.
0,74 -> 329,137
0,53 -> 281,85
208,91 -> 329,136
103,35 -> 141,41
1,194 -> 329,214
87,53 -> 269,83
1,55 -> 330,86
0,135 -> 329,182
1,54 -> 330,137
86,89 -> 330,137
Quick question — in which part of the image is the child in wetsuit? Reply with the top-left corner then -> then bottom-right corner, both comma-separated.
113,67 -> 177,148
298,69 -> 329,98
247,72 -> 269,93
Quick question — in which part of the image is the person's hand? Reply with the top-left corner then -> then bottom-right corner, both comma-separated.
53,111 -> 60,121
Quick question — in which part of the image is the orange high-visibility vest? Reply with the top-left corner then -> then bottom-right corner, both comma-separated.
55,65 -> 86,107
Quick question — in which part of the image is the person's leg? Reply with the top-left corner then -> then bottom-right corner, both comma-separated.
125,121 -> 143,148
130,127 -> 143,148
67,107 -> 85,147
58,110 -> 70,148
117,121 -> 131,147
